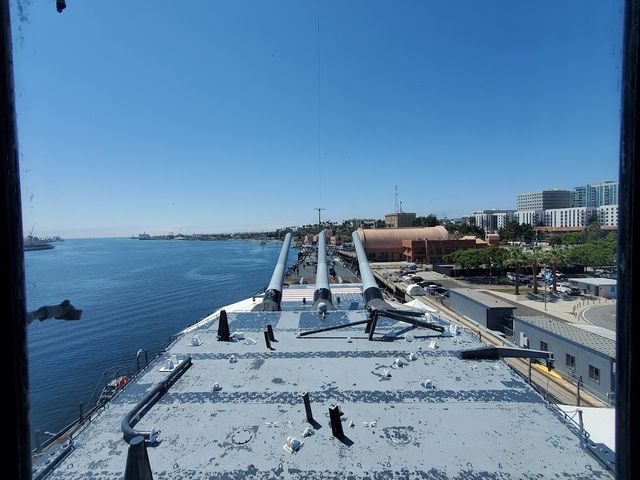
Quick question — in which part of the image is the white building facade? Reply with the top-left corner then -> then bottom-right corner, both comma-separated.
597,205 -> 619,227
472,210 -> 515,232
515,210 -> 543,227
544,207 -> 596,228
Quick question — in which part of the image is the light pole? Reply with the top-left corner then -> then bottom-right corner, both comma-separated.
314,207 -> 326,227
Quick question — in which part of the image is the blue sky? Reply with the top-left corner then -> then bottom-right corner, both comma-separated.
11,0 -> 624,237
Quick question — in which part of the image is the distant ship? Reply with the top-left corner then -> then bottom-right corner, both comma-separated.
24,235 -> 54,251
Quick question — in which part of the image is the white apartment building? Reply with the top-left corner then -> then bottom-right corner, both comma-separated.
472,209 -> 515,232
544,207 -> 596,228
597,205 -> 619,227
515,210 -> 543,227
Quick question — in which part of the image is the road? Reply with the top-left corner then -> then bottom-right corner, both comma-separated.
581,304 -> 616,331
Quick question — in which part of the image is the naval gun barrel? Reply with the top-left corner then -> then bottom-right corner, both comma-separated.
313,231 -> 335,309
351,231 -> 390,310
253,233 -> 292,311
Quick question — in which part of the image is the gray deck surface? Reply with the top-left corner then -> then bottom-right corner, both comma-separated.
44,283 -> 611,479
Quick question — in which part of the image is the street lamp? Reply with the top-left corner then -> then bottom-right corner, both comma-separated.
488,257 -> 493,285
544,274 -> 547,311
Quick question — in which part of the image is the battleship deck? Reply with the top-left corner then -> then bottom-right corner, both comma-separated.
41,283 -> 612,479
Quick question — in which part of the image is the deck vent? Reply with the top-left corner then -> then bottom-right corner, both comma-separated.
409,352 -> 418,361
428,340 -> 438,349
424,379 -> 433,389
317,302 -> 328,314
190,335 -> 202,346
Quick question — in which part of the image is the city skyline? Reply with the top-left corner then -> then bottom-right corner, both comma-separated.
11,1 -> 624,238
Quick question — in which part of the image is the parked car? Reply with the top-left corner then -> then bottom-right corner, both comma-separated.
557,284 -> 581,295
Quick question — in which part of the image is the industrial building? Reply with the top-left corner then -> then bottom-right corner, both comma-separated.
449,288 -> 516,332
512,315 -> 615,404
569,278 -> 617,299
357,226 -> 448,261
402,237 -> 487,265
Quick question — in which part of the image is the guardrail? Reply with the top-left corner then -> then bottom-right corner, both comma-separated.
32,332 -> 187,455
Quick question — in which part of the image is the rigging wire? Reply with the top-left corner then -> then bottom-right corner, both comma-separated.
316,0 -> 322,216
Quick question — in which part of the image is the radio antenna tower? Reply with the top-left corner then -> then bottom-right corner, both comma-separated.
394,185 -> 399,214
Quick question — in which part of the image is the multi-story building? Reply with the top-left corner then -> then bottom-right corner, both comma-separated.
515,209 -> 543,227
384,212 -> 416,228
572,181 -> 618,208
472,210 -> 515,232
544,207 -> 596,228
593,181 -> 618,206
597,205 -> 619,227
516,189 -> 571,211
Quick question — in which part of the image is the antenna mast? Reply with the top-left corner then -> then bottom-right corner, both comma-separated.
394,185 -> 399,214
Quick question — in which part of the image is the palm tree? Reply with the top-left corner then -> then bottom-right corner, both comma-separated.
547,246 -> 572,293
505,247 -> 527,296
526,247 -> 548,295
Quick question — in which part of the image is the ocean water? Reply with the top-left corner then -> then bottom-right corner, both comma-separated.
25,238 -> 294,445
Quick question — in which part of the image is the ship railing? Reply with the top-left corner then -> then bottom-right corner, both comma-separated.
32,333 -> 188,454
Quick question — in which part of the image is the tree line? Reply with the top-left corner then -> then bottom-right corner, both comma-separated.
443,232 -> 616,295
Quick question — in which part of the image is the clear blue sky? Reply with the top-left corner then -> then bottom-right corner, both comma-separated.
11,0 -> 624,237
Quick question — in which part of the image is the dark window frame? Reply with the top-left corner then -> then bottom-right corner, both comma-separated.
566,353 -> 576,370
589,365 -> 601,384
